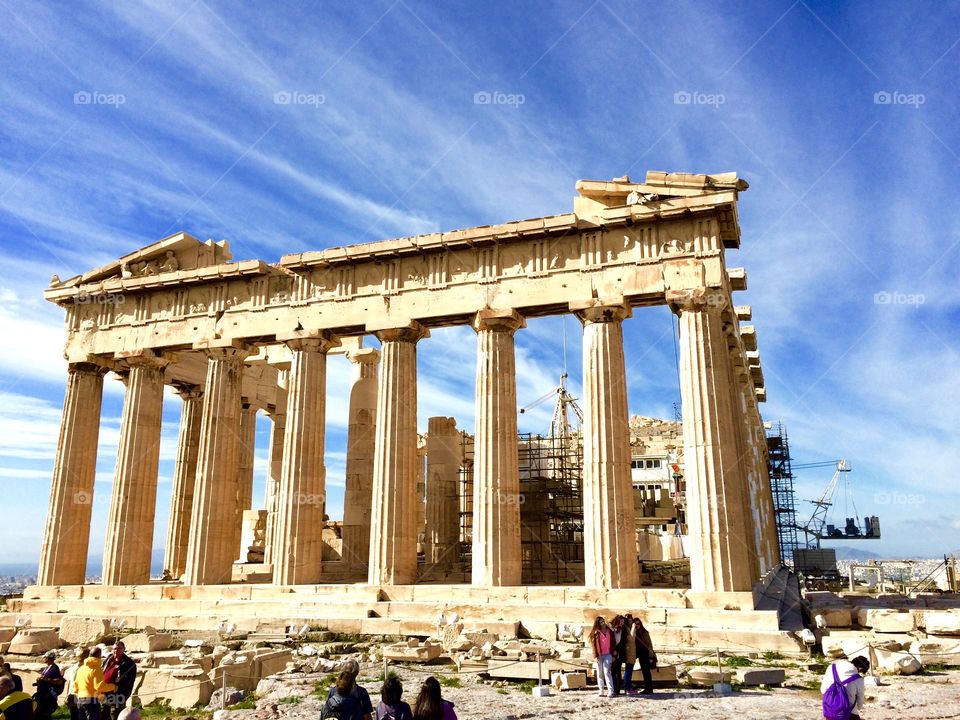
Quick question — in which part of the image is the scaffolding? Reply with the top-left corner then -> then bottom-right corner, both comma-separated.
766,422 -> 800,566
456,431 -> 585,585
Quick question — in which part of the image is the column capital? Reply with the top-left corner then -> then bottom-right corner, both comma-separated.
192,338 -> 253,361
374,321 -> 429,344
68,359 -> 112,377
471,308 -> 525,333
571,300 -> 631,325
171,382 -> 204,401
346,347 -> 380,364
667,288 -> 729,314
114,348 -> 174,370
278,329 -> 340,353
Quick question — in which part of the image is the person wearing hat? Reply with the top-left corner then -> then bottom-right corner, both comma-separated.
32,652 -> 63,720
326,660 -> 373,720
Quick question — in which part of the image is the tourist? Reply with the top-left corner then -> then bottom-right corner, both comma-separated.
63,648 -> 90,720
821,656 -> 869,720
622,615 -> 638,695
610,615 -> 626,695
0,666 -> 21,694
632,617 -> 656,695
326,660 -> 373,720
375,676 -> 412,720
321,672 -> 363,720
73,647 -> 115,720
0,676 -> 33,720
101,642 -> 135,720
412,677 -> 455,720
588,616 -> 615,698
32,652 -> 63,720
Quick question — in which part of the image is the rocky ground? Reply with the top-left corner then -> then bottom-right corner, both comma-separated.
236,658 -> 960,720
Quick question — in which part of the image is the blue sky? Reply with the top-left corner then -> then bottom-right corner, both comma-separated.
1,0 -> 958,569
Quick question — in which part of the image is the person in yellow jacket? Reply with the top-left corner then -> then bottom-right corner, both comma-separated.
71,649 -> 115,720
0,675 -> 34,720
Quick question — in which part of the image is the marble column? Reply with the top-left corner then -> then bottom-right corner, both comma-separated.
272,333 -> 338,585
471,310 -> 524,586
340,348 -> 379,570
163,385 -> 203,580
576,303 -> 639,589
675,295 -> 753,592
723,356 -> 762,584
263,366 -> 289,567
368,322 -> 428,585
184,342 -> 250,585
233,401 -> 258,562
102,352 -> 169,586
38,362 -> 108,586
424,416 -> 462,566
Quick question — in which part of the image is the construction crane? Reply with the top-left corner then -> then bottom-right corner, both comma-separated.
519,372 -> 584,441
798,459 -> 881,549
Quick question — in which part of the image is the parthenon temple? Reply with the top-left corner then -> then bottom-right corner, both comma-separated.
25,171 -> 798,654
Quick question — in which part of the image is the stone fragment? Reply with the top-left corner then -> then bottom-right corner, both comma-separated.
815,609 -> 852,628
872,648 -> 921,675
383,642 -> 441,663
686,668 -> 731,686
138,667 -> 213,709
8,629 -> 59,655
58,618 -> 110,645
123,631 -> 173,653
733,667 -> 785,686
860,609 -> 915,633
551,671 -> 586,690
924,610 -> 960,636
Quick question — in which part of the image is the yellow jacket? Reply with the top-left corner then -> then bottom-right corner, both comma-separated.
72,658 -> 115,699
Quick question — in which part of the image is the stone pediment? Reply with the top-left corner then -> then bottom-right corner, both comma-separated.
50,233 -> 232,288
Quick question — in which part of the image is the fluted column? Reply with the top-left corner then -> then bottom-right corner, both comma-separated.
102,352 -> 169,586
340,348 -> 379,570
163,385 -> 204,580
723,356 -> 762,584
424,417 -> 462,566
38,362 -> 108,586
675,294 -> 753,592
576,303 -> 639,589
184,342 -> 250,585
231,401 -> 258,562
272,333 -> 338,585
263,366 -> 289,567
471,310 -> 524,586
368,322 -> 428,585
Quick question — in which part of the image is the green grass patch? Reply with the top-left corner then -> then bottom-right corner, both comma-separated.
496,688 -> 508,695
437,676 -> 461,688
229,694 -> 258,710
514,680 -> 537,694
723,655 -> 752,668
312,674 -> 340,698
137,699 -> 207,717
762,651 -> 784,661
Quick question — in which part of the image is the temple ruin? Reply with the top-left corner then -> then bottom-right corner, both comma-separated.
20,171 -> 801,654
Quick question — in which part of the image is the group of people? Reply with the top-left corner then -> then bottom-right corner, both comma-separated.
321,659 -> 456,720
0,642 -> 137,720
589,614 -> 658,697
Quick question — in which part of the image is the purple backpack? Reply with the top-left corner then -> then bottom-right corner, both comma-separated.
822,664 -> 858,720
